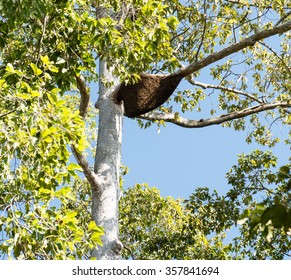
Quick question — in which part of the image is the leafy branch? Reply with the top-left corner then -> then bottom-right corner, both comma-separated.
175,20 -> 291,77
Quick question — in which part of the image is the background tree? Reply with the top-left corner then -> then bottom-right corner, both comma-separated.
1,0 -> 291,260
119,184 -> 232,260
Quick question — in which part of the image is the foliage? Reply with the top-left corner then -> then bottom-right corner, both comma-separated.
119,184 -> 231,260
0,0 -> 101,259
94,0 -> 180,82
137,0 -> 291,148
186,150 -> 291,259
1,0 -> 291,259
0,62 -> 102,259
227,150 -> 291,259
0,0 -> 179,259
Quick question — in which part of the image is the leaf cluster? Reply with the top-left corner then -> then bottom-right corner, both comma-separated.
119,184 -> 231,260
0,46 -> 100,260
228,151 -> 291,258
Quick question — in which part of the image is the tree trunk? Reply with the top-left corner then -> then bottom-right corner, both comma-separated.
91,60 -> 123,259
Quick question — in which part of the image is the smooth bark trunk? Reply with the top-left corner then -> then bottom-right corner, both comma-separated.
92,60 -> 123,259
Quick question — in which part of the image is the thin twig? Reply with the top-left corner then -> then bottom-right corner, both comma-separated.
123,244 -> 136,260
186,78 -> 263,104
260,41 -> 291,77
276,11 -> 291,26
0,109 -> 17,119
36,15 -> 48,64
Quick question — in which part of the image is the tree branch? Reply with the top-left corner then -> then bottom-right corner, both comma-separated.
76,75 -> 90,118
71,146 -> 100,188
0,109 -> 17,119
186,78 -> 264,104
36,15 -> 48,64
71,75 -> 100,188
175,20 -> 291,77
259,41 -> 291,77
117,21 -> 291,118
276,11 -> 291,26
195,12 -> 207,62
139,102 -> 291,128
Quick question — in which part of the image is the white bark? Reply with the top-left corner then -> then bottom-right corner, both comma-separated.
139,102 -> 291,128
92,60 -> 123,259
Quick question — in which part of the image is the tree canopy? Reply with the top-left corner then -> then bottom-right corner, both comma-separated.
0,0 -> 291,259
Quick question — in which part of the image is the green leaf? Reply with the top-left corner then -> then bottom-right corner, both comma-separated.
31,91 -> 41,97
55,187 -> 75,201
67,163 -> 83,172
30,63 -> 43,76
261,204 -> 287,228
88,221 -> 99,232
40,55 -> 50,66
250,204 -> 266,223
48,65 -> 59,73
5,63 -> 15,73
64,211 -> 77,220
167,16 -> 178,29
39,187 -> 53,195
91,232 -> 102,244
0,79 -> 6,88
279,166 -> 290,175
41,127 -> 58,139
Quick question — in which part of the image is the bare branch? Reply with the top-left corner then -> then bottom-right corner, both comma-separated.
139,102 -> 291,128
175,20 -> 291,77
71,146 -> 100,188
76,75 -> 90,118
72,75 -> 100,189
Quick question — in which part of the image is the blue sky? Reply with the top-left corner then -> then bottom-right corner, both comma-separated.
122,114 -> 289,200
